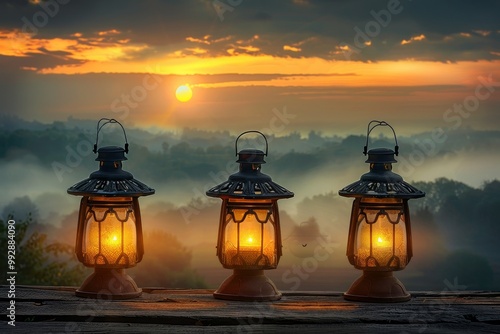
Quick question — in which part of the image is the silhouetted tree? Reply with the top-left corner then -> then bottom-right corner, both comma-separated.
435,250 -> 494,290
0,216 -> 85,285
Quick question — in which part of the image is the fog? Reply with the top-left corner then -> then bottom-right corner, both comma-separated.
1,119 -> 499,291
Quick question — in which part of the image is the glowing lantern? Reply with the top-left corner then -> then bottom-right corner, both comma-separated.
339,121 -> 425,302
206,131 -> 294,301
68,119 -> 154,299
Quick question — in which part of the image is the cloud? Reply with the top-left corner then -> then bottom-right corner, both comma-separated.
186,36 -> 212,45
284,45 -> 301,52
282,37 -> 318,53
1,29 -> 149,64
401,34 -> 426,45
97,29 -> 121,36
0,0 -> 498,71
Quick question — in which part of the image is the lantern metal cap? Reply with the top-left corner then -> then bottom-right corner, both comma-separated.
365,148 -> 397,164
94,146 -> 128,162
339,121 -> 424,199
206,131 -> 293,200
236,149 -> 266,164
67,119 -> 154,197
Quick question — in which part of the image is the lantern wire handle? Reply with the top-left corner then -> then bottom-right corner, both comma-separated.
363,120 -> 399,156
93,118 -> 129,154
235,130 -> 269,156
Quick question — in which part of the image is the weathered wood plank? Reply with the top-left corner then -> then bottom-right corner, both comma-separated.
2,322 -> 500,334
1,286 -> 499,333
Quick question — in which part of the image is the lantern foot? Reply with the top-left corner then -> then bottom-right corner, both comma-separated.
213,269 -> 281,301
76,268 -> 142,300
344,271 -> 410,302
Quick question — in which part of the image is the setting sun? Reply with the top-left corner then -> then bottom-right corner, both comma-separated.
175,84 -> 193,102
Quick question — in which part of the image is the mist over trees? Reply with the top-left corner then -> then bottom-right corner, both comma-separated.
0,215 -> 85,286
3,114 -> 500,186
0,210 -> 207,288
1,116 -> 499,290
407,179 -> 499,290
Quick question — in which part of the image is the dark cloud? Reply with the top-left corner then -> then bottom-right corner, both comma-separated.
0,0 -> 498,63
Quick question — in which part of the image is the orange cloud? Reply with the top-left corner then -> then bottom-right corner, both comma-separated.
98,29 -> 121,36
284,37 -> 316,53
284,45 -> 301,52
236,35 -> 259,44
186,36 -> 211,45
401,34 -> 426,45
186,35 -> 232,45
0,29 -> 148,62
238,45 -> 260,53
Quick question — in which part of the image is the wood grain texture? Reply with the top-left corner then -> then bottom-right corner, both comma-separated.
1,286 -> 499,333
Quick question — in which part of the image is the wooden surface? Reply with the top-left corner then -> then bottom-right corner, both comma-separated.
1,286 -> 500,333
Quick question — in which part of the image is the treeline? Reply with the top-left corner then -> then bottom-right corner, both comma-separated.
411,178 -> 500,259
406,178 -> 499,290
1,116 -> 500,185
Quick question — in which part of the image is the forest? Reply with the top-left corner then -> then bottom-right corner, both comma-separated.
0,115 -> 499,291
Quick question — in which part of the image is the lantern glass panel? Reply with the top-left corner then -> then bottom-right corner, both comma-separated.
354,198 -> 407,270
220,200 -> 277,269
83,197 -> 137,267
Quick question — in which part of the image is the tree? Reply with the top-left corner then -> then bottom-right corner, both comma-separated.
435,250 -> 494,290
0,216 -> 86,285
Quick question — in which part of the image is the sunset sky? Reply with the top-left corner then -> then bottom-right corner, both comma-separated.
1,0 -> 499,135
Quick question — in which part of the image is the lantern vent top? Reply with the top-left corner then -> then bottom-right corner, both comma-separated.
67,118 -> 154,197
339,121 -> 424,199
207,131 -> 293,200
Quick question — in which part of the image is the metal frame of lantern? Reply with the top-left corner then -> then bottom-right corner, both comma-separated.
339,121 -> 425,302
68,118 -> 154,299
206,131 -> 294,301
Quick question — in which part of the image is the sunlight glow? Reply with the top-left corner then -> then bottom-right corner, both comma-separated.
33,51 -> 496,89
176,85 -> 193,102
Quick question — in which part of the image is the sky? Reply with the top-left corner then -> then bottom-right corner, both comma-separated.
0,0 -> 499,135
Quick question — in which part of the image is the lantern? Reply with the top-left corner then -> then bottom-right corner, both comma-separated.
206,131 -> 294,301
339,121 -> 425,302
68,119 -> 154,299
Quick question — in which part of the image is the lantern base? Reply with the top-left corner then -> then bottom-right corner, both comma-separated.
213,269 -> 281,301
344,271 -> 411,302
76,268 -> 142,300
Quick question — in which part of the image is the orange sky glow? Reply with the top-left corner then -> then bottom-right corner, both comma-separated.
2,29 -> 498,90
